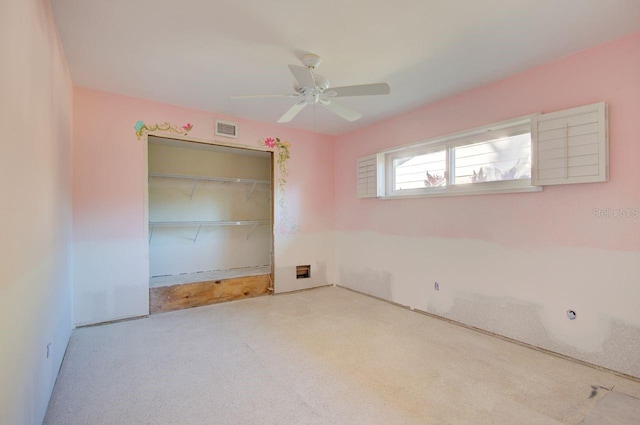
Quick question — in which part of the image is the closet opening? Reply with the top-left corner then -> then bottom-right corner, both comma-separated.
145,136 -> 274,314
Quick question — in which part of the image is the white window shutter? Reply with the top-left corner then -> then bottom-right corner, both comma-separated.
532,102 -> 608,186
357,154 -> 381,198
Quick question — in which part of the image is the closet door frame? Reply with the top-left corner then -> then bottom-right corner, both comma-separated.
142,132 -> 276,310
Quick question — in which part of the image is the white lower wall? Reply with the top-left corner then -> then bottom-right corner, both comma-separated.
74,238 -> 149,326
274,231 -> 336,293
335,231 -> 640,378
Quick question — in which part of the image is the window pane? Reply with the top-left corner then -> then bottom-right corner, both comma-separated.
394,150 -> 446,190
454,133 -> 531,184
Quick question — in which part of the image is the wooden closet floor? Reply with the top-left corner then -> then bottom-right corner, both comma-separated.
149,266 -> 271,314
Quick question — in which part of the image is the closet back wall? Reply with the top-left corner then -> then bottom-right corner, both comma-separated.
148,141 -> 271,277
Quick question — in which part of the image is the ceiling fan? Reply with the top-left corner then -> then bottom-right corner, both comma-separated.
231,54 -> 390,123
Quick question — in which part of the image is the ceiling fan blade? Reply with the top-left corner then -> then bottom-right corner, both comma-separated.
326,83 -> 390,97
277,100 -> 308,123
231,93 -> 298,99
288,65 -> 316,88
321,100 -> 362,122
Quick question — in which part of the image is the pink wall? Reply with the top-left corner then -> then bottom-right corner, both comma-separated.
335,31 -> 640,252
0,0 -> 74,424
73,87 -> 335,325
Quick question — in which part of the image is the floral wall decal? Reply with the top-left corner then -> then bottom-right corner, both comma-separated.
134,121 -> 193,140
259,137 -> 298,236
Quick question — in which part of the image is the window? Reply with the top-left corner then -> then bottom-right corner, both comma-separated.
383,116 -> 541,197
393,149 -> 447,190
357,102 -> 607,200
453,133 -> 531,185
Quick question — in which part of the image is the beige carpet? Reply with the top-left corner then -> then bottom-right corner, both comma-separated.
44,286 -> 640,424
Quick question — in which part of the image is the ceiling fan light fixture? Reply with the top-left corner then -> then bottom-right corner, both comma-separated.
313,74 -> 329,91
293,74 -> 328,93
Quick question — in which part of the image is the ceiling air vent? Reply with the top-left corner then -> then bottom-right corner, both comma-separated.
215,120 -> 238,138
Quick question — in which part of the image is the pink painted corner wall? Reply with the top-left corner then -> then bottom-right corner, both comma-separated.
72,88 -> 335,325
335,30 -> 640,252
333,31 -> 640,377
0,0 -> 74,424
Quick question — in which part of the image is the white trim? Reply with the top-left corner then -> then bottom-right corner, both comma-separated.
380,114 -> 538,155
382,180 -> 542,199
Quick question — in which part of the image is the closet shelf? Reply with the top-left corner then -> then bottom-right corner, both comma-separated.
149,219 -> 270,227
149,173 -> 270,201
149,173 -> 270,185
148,219 -> 270,242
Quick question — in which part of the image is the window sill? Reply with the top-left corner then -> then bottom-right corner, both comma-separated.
381,184 -> 542,199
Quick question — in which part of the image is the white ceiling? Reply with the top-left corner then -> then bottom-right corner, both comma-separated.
51,0 -> 640,136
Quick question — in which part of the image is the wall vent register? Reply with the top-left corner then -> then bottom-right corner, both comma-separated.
215,120 -> 238,138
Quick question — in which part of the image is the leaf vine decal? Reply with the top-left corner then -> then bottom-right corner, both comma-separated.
260,137 -> 298,236
134,121 -> 193,140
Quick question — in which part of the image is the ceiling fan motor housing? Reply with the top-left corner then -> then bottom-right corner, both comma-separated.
301,54 -> 321,69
